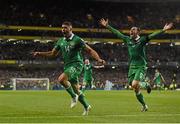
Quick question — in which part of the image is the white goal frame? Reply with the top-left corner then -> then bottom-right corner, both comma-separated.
11,78 -> 50,90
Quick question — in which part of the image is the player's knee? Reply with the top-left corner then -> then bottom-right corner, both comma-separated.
132,83 -> 137,89
58,73 -> 68,83
132,81 -> 140,90
58,76 -> 63,83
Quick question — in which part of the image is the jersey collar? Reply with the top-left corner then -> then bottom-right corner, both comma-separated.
130,35 -> 140,44
130,35 -> 140,40
135,35 -> 140,41
64,33 -> 74,40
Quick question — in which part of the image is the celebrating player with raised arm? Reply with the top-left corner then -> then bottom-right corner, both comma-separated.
32,21 -> 105,115
100,18 -> 173,112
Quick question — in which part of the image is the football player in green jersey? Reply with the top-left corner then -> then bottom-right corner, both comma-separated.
100,18 -> 173,112
153,69 -> 165,90
81,59 -> 94,92
81,59 -> 104,92
32,21 -> 105,115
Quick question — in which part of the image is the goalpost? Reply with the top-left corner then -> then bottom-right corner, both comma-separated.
11,78 -> 50,90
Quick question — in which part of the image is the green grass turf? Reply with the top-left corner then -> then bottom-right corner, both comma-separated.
0,90 -> 180,123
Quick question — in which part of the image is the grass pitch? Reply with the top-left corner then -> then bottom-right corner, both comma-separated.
0,90 -> 180,123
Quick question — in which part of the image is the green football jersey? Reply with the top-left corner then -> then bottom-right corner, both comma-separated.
54,34 -> 85,66
154,72 -> 162,84
107,25 -> 165,67
83,64 -> 93,81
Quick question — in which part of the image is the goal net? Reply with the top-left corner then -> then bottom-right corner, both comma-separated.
11,78 -> 50,90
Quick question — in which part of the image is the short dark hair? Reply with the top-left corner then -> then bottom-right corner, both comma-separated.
134,27 -> 141,31
62,21 -> 72,27
131,26 -> 140,32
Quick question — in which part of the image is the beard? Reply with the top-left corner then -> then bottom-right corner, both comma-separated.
62,31 -> 69,37
62,31 -> 66,36
130,34 -> 137,39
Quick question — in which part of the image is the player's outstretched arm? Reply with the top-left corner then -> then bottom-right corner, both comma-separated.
32,48 -> 59,57
85,44 -> 105,65
99,18 -> 127,40
148,23 -> 173,40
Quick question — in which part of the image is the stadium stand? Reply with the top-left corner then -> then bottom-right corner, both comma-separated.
0,0 -> 179,28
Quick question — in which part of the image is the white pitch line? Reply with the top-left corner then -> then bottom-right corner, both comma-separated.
0,113 -> 180,118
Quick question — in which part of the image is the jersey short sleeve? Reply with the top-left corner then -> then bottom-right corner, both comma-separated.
54,39 -> 61,51
140,36 -> 150,46
75,37 -> 86,50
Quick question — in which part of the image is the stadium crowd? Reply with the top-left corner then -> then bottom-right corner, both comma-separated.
0,41 -> 179,63
0,0 -> 179,29
0,40 -> 179,90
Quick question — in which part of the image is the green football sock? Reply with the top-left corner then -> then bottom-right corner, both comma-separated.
78,93 -> 89,109
136,92 -> 146,106
65,86 -> 76,98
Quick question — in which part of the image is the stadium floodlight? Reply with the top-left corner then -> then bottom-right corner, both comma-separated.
11,78 -> 50,90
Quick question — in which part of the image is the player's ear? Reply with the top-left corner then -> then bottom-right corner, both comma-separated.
69,26 -> 72,31
137,28 -> 141,35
